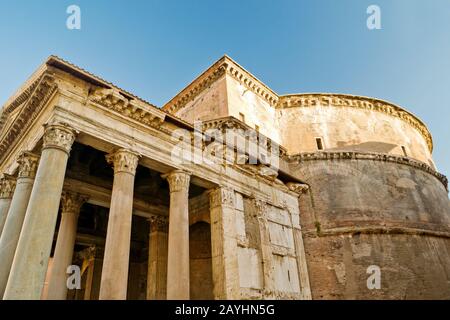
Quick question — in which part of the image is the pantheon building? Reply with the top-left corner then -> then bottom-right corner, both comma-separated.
0,55 -> 448,300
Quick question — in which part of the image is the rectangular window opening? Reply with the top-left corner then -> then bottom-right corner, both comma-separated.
238,112 -> 245,123
316,137 -> 324,150
401,145 -> 408,157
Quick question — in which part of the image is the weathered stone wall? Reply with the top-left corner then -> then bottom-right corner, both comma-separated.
225,77 -> 281,144
278,106 -> 433,165
175,74 -> 229,123
172,75 -> 281,144
289,156 -> 450,299
234,192 -> 311,299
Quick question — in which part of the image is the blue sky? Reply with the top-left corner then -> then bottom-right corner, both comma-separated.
0,0 -> 448,178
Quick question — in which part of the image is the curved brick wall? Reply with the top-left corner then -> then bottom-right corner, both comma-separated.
287,153 -> 450,299
277,94 -> 434,167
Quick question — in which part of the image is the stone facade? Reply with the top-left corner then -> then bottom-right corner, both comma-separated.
0,55 -> 448,300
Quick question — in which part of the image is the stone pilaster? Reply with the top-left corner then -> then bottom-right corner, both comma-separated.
163,170 -> 191,300
147,215 -> 168,300
254,199 -> 276,298
0,152 -> 39,297
4,123 -> 76,300
99,148 -> 140,300
209,187 -> 240,299
0,174 -> 16,236
46,191 -> 88,300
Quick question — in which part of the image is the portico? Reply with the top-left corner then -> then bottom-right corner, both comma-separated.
0,56 -> 311,300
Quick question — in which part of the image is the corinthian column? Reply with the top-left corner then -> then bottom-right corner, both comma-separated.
99,149 -> 140,300
4,123 -> 76,300
208,187 -> 239,299
162,170 -> 191,300
46,191 -> 88,300
0,174 -> 16,236
0,152 -> 39,297
147,215 -> 168,300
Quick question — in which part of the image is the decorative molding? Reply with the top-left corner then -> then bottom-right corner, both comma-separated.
163,56 -> 278,114
277,94 -> 433,152
105,148 -> 140,175
202,116 -> 287,158
289,151 -> 448,190
209,187 -> 235,208
162,170 -> 191,193
89,87 -> 165,129
17,151 -> 40,179
303,225 -> 450,239
286,182 -> 309,195
60,191 -> 89,215
0,73 -> 58,163
0,174 -> 16,199
148,214 -> 169,233
43,122 -> 77,154
0,74 -> 42,133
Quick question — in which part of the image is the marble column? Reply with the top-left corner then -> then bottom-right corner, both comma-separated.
46,191 -> 87,300
99,149 -> 140,300
0,174 -> 16,237
147,215 -> 168,300
208,187 -> 240,299
3,123 -> 76,300
0,152 -> 39,297
162,170 -> 191,300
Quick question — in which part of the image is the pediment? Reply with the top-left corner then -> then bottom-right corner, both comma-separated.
0,73 -> 58,162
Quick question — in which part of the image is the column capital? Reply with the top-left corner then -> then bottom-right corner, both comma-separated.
208,187 -> 235,208
162,170 -> 191,193
60,191 -> 89,215
43,123 -> 77,154
0,174 -> 16,199
148,214 -> 169,232
106,148 -> 140,175
17,151 -> 40,179
254,198 -> 268,217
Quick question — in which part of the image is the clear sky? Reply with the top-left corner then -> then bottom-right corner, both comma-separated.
0,0 -> 448,178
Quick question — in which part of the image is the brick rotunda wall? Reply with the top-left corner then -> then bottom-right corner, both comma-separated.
288,152 -> 450,299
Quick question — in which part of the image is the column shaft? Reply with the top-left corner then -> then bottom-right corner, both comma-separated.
3,123 -> 76,300
99,149 -> 139,300
0,152 -> 39,297
164,170 -> 190,300
46,191 -> 87,300
147,215 -> 168,300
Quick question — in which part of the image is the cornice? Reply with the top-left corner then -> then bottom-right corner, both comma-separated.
88,87 -> 166,129
0,75 -> 43,135
289,151 -> 448,191
0,73 -> 58,164
202,116 -> 288,157
277,93 -> 433,153
162,56 -> 279,114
